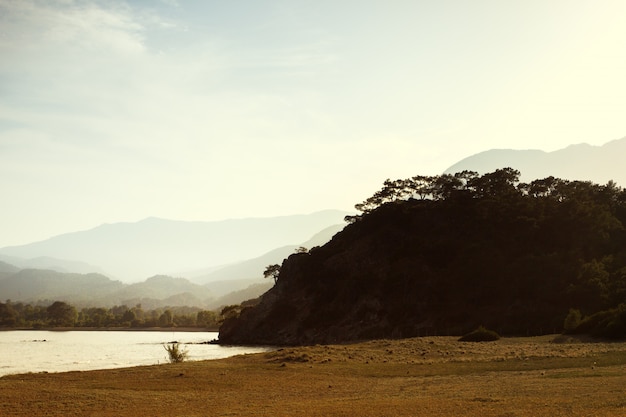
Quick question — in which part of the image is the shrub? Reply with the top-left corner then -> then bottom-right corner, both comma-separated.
163,342 -> 188,363
459,326 -> 500,342
574,304 -> 626,339
563,308 -> 582,334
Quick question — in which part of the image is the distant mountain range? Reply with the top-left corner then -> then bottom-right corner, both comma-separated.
0,218 -> 346,310
0,269 -> 209,309
0,210 -> 349,282
445,136 -> 626,186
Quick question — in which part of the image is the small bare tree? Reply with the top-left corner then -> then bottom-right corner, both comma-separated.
163,342 -> 188,363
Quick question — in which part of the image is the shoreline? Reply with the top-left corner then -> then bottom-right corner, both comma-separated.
0,326 -> 219,332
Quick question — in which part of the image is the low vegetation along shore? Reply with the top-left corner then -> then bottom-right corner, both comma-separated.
2,335 -> 626,416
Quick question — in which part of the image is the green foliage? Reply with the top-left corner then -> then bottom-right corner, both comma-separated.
46,301 -> 77,327
0,300 -> 221,330
459,326 -> 501,342
573,304 -> 626,339
163,342 -> 188,363
0,301 -> 18,326
563,309 -> 582,334
158,309 -> 174,327
220,304 -> 243,321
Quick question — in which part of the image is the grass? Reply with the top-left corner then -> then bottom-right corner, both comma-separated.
2,335 -> 626,416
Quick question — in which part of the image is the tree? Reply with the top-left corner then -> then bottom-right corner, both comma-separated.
121,309 -> 136,324
163,342 -> 188,363
158,309 -> 174,327
264,264 -> 281,284
467,167 -> 521,199
196,310 -> 217,327
46,301 -> 77,327
0,302 -> 17,326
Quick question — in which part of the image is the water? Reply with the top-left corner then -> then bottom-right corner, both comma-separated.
0,330 -> 272,377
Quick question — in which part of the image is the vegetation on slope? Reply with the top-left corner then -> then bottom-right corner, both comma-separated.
219,168 -> 626,345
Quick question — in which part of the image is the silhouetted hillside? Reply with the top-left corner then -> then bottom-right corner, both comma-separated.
219,169 -> 626,345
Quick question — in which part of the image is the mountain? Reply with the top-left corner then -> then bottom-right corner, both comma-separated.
0,269 -> 124,304
0,260 -> 20,280
0,222 -> 347,309
218,170 -> 626,345
0,210 -> 350,282
206,282 -> 273,310
0,269 -> 211,309
445,137 -> 626,185
190,224 -> 344,285
113,275 -> 213,307
0,254 -> 105,275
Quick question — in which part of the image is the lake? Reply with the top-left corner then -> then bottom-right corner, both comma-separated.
0,330 -> 272,377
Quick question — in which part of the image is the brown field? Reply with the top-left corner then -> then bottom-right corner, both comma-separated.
2,335 -> 626,416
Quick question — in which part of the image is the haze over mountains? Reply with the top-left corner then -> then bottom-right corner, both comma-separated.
445,136 -> 626,186
0,218 -> 346,309
0,210 -> 349,283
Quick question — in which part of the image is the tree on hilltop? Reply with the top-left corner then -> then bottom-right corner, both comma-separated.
263,264 -> 281,284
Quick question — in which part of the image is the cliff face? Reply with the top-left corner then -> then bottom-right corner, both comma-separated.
219,174 -> 626,346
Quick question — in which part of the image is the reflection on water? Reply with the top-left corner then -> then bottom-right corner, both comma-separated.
0,330 -> 272,376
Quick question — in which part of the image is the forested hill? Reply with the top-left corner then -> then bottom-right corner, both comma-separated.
219,169 -> 626,345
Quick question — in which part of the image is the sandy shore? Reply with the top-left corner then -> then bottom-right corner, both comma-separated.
2,334 -> 626,416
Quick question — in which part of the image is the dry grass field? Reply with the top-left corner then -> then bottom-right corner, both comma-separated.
2,335 -> 626,416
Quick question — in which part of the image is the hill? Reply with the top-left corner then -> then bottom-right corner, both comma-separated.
0,269 -> 125,304
219,169 -> 626,345
0,210 -> 350,282
445,136 -> 626,185
0,269 -> 211,309
0,255 -> 105,275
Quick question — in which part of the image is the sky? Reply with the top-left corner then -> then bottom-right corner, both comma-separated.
1,0 -> 626,247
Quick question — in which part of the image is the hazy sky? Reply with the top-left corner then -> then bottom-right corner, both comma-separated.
1,0 -> 626,247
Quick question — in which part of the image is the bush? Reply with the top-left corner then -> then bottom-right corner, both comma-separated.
563,308 -> 582,334
163,342 -> 188,363
574,304 -> 626,339
459,326 -> 500,342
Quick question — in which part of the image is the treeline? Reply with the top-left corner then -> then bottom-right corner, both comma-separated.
347,168 -> 624,219
0,300 -> 221,330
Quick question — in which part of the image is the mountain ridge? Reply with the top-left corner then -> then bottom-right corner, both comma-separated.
0,210 -> 350,282
445,136 -> 626,185
0,222 -> 345,309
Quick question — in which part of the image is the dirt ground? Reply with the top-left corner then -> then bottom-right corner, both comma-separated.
2,335 -> 626,416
